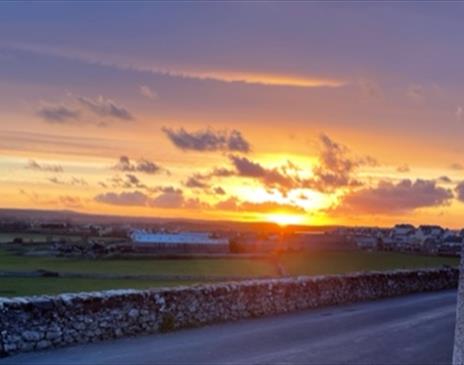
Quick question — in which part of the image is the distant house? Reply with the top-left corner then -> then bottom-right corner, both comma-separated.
355,235 -> 379,250
415,225 -> 444,239
392,224 -> 415,236
387,224 -> 416,246
439,234 -> 463,256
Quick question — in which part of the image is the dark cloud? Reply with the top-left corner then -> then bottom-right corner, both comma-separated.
94,188 -> 206,210
94,191 -> 149,206
178,134 -> 373,196
455,181 -> 464,202
162,127 -> 250,153
149,190 -> 185,209
213,186 -> 226,195
48,176 -> 87,186
113,156 -> 162,175
229,155 -> 297,191
438,176 -> 452,184
150,186 -> 183,194
77,95 -> 133,121
26,159 -> 63,173
300,134 -> 373,193
37,105 -> 80,123
109,174 -> 146,189
334,179 -> 453,214
184,175 -> 209,189
229,155 -> 265,177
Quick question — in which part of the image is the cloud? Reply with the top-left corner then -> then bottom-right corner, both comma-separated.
94,188 -> 206,210
438,176 -> 452,184
113,156 -> 162,175
37,104 -> 80,123
77,95 -> 133,121
396,164 -> 410,173
184,175 -> 209,189
334,179 -> 453,215
450,163 -> 464,171
213,186 -> 226,195
162,127 -> 251,153
300,134 -> 374,193
179,134 -> 374,196
58,195 -> 82,208
149,190 -> 185,209
94,191 -> 149,206
5,43 -> 345,89
139,85 -> 158,100
108,174 -> 146,190
229,155 -> 265,177
229,155 -> 296,191
26,159 -> 63,173
215,196 -> 305,214
48,176 -> 88,186
455,181 -> 464,202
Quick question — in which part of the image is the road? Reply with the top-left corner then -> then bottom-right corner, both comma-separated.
1,290 -> 457,365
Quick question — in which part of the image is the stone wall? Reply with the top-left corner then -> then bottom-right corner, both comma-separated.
0,268 -> 458,357
454,252 -> 464,364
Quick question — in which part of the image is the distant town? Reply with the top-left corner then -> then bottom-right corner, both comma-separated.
0,209 -> 461,258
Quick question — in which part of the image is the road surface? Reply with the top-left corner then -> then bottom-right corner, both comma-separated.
1,290 -> 457,365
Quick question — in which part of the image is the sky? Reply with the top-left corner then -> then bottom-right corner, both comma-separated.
2,2 -> 464,227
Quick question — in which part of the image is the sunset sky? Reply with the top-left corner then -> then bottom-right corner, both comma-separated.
2,2 -> 464,227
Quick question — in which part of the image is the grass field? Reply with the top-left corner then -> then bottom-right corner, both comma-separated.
280,251 -> 459,276
0,249 -> 275,277
0,248 -> 459,297
0,277 -> 197,297
0,233 -> 118,244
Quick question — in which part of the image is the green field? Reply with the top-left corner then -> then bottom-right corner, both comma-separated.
0,249 -> 275,277
280,251 -> 459,276
0,233 -> 118,244
0,248 -> 459,297
0,277 -> 197,297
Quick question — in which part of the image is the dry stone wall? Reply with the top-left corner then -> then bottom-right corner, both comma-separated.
0,268 -> 459,357
454,253 -> 464,365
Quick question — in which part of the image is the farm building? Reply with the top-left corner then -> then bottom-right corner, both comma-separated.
130,230 -> 229,245
129,230 -> 230,253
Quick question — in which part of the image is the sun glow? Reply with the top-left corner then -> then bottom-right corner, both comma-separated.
266,213 -> 305,226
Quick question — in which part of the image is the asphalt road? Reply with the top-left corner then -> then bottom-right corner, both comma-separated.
2,290 -> 457,365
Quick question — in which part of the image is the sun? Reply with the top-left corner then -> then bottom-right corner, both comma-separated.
266,213 -> 305,226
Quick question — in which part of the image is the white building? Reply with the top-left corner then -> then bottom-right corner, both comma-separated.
130,230 -> 229,245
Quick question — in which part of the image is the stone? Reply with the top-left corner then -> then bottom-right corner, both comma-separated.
3,343 -> 17,353
128,309 -> 139,319
46,330 -> 62,341
36,340 -> 52,350
22,330 -> 42,342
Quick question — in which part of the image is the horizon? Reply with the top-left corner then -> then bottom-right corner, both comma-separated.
2,3 -> 464,227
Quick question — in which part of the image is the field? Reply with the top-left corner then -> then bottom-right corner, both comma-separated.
0,248 -> 459,297
0,232 -> 119,244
